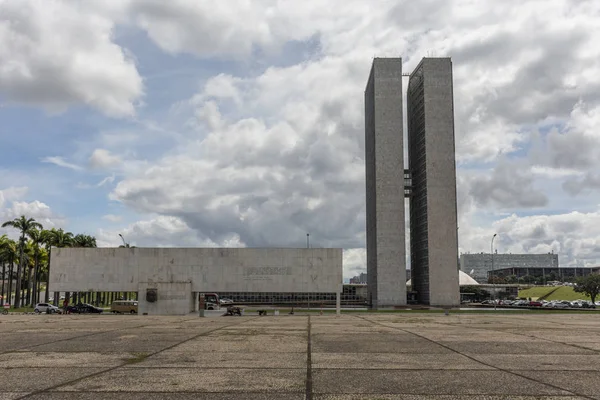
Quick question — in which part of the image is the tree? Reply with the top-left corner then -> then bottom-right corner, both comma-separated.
73,234 -> 97,248
42,228 -> 73,303
0,236 -> 18,307
1,216 -> 43,308
26,229 -> 44,306
574,275 -> 600,304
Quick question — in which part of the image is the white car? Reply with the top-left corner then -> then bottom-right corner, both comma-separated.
34,303 -> 61,314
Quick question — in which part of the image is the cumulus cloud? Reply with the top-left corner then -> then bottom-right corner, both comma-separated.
95,215 -> 246,248
469,161 -> 548,209
110,59 -> 367,249
0,0 -> 143,117
89,149 -> 122,170
0,199 -> 66,235
0,186 -> 28,208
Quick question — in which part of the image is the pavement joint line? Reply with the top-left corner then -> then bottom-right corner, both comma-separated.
15,317 -> 261,400
305,314 -> 313,400
442,320 -> 600,355
354,315 -> 597,400
0,316 -> 202,355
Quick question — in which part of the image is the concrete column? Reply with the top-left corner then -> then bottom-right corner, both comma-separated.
336,290 -> 341,315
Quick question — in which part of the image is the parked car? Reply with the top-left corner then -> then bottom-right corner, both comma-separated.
34,303 -> 61,314
529,301 -> 543,307
66,303 -> 103,314
220,298 -> 234,305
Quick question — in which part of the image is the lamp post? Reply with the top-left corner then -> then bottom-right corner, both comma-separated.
491,233 -> 497,310
306,233 -> 310,249
118,234 -> 127,248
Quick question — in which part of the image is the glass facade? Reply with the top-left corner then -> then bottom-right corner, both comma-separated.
214,284 -> 368,306
407,64 -> 430,304
461,253 -> 559,283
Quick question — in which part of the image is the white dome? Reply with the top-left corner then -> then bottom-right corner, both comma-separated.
406,270 -> 479,286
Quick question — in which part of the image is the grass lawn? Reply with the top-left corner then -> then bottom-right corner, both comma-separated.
518,286 -> 556,300
519,286 -> 592,301
544,286 -> 591,301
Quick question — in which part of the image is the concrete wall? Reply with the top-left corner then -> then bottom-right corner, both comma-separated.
138,281 -> 193,315
365,58 -> 407,308
421,58 -> 459,307
50,247 -> 343,307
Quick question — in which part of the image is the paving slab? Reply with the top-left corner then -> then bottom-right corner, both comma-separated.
471,354 -> 600,371
52,367 -> 306,393
516,370 -> 600,399
0,351 -> 136,368
26,394 -> 304,399
0,393 -> 30,400
441,340 -> 595,355
1,367 -> 106,392
172,334 -> 307,353
312,370 -> 572,395
313,396 -> 588,400
129,350 -> 306,368
312,352 -> 492,370
312,333 -> 451,354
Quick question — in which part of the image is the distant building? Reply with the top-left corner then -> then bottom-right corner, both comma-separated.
489,265 -> 600,281
349,273 -> 367,284
460,253 -> 559,283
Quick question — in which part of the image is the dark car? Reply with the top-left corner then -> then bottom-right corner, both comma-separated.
66,303 -> 103,314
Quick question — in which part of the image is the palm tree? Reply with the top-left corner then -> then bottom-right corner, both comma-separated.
0,234 -> 8,304
26,229 -> 44,306
2,216 -> 43,308
42,228 -> 73,303
73,234 -> 97,248
0,236 -> 18,307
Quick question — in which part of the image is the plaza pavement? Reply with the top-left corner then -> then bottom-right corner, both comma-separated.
1,312 -> 600,399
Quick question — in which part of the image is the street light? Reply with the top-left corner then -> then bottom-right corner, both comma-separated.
118,234 -> 127,248
306,233 -> 310,249
491,233 -> 497,310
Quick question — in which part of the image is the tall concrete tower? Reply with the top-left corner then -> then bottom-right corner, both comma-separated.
407,58 -> 459,307
364,58 -> 406,308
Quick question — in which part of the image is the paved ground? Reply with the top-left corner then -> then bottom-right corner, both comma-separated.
1,312 -> 600,399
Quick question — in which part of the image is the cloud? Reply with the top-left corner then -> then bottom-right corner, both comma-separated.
110,60 -> 367,249
89,149 -> 122,170
41,156 -> 83,171
457,207 -> 600,268
0,200 -> 67,233
102,214 -> 122,223
469,161 -> 548,209
95,215 -> 246,248
0,186 -> 28,208
0,0 -> 143,117
562,173 -> 600,196
343,248 -> 367,281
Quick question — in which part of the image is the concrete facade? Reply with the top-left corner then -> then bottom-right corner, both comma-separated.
365,58 -> 407,308
50,247 -> 343,315
407,58 -> 459,307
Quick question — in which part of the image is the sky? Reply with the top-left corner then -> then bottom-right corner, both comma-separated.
1,0 -> 600,281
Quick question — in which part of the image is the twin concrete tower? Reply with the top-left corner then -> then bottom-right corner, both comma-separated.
365,58 -> 460,308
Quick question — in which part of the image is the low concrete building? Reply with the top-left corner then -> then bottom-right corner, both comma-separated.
489,266 -> 599,281
50,247 -> 343,315
460,253 -> 559,283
